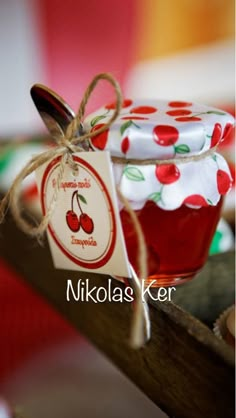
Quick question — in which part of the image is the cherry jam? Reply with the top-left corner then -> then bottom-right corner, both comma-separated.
120,198 -> 223,287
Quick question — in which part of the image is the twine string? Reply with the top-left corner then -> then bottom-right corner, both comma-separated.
126,265 -> 151,348
65,72 -> 123,146
0,72 -> 151,349
0,73 -> 123,236
0,147 -> 64,235
111,144 -> 218,166
117,188 -> 147,282
0,72 -> 220,348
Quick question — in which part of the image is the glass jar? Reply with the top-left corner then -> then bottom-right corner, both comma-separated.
85,99 -> 234,286
120,198 -> 223,286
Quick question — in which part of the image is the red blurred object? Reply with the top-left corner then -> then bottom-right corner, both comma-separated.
22,182 -> 38,200
218,105 -> 235,149
0,259 -> 78,383
39,0 -> 137,112
216,105 -> 235,187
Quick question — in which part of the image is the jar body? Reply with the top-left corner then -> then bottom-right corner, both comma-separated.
85,98 -> 233,286
120,198 -> 223,287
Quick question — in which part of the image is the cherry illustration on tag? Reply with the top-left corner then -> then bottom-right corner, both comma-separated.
36,151 -> 131,277
66,191 -> 94,234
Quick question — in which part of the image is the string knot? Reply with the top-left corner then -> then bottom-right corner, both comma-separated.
0,72 -> 151,349
58,137 -> 77,153
0,73 -> 123,235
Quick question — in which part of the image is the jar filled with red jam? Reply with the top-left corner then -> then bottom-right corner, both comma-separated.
85,99 -> 234,286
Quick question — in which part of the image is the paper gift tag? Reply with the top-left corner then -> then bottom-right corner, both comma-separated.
36,151 -> 132,277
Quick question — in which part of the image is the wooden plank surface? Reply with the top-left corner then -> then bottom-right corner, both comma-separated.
0,213 -> 234,418
171,250 -> 235,325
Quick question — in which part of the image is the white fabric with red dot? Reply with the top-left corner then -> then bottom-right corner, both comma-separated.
84,99 -> 234,210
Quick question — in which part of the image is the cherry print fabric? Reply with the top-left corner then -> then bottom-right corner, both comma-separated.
84,100 -> 234,210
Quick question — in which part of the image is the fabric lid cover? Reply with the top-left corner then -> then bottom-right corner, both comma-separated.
84,99 -> 234,210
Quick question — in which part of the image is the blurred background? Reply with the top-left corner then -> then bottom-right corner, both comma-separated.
0,0 -> 235,417
0,0 -> 235,135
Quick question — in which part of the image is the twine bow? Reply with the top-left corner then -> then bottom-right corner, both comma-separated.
0,73 -> 150,349
0,73 -> 123,235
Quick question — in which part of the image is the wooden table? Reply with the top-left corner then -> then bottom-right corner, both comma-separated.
0,213 -> 234,418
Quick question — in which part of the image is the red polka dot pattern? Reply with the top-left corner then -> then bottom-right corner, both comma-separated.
217,170 -> 232,194
121,116 -> 148,120
84,99 -> 233,208
105,99 -> 133,110
175,116 -> 202,122
155,164 -> 180,184
211,123 -> 222,148
184,195 -> 209,207
168,101 -> 192,107
90,123 -> 109,150
166,109 -> 192,117
153,125 -> 179,146
130,106 -> 157,114
223,123 -> 234,140
121,136 -> 130,154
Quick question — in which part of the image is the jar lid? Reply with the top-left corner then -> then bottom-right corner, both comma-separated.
84,99 -> 234,210
84,99 -> 234,159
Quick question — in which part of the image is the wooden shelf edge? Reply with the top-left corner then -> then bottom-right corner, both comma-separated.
0,214 -> 235,418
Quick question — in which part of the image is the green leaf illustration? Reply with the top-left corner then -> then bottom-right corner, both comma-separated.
207,111 -> 226,116
123,166 -> 145,181
132,121 -> 141,129
77,193 -> 87,204
120,120 -> 133,136
90,114 -> 107,127
148,192 -> 162,203
174,144 -> 190,154
207,198 -> 213,205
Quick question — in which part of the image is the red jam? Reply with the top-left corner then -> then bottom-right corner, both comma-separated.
120,198 -> 223,287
